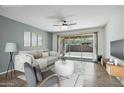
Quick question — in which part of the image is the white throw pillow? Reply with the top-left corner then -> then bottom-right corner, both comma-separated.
42,52 -> 49,57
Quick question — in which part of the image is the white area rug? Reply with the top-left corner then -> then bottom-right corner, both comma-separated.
52,60 -> 84,87
17,75 -> 26,81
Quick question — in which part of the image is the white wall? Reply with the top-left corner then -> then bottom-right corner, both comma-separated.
105,6 -> 124,85
98,28 -> 105,57
53,33 -> 58,51
52,27 -> 105,57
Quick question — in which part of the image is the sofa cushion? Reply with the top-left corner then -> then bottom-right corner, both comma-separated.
42,52 -> 49,58
47,56 -> 58,65
37,50 -> 43,58
35,58 -> 48,69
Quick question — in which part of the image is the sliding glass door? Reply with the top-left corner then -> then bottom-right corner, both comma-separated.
64,36 -> 82,58
58,33 -> 97,62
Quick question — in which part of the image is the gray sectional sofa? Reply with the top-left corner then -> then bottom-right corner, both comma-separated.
15,50 -> 59,72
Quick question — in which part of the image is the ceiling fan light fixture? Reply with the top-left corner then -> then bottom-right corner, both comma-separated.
62,25 -> 68,29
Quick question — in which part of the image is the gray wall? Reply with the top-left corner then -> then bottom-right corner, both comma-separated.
0,15 -> 52,73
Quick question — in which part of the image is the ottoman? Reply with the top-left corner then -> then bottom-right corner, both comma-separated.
55,60 -> 74,76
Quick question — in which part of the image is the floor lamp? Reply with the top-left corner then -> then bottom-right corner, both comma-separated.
5,43 -> 17,79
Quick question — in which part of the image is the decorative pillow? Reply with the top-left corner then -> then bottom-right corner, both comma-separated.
42,52 -> 49,57
31,50 -> 38,59
37,50 -> 42,58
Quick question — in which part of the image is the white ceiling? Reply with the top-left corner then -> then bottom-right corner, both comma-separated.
0,5 -> 119,32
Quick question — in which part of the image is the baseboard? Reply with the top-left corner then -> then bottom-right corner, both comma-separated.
0,69 -> 14,75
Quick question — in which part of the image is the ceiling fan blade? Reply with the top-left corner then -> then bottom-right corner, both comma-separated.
48,15 -> 74,20
68,23 -> 77,26
53,25 -> 62,26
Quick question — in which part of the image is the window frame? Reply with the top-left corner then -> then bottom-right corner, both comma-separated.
24,31 -> 42,48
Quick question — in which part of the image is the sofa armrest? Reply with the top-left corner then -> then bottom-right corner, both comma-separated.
24,54 -> 35,64
15,54 -> 35,72
15,54 -> 35,62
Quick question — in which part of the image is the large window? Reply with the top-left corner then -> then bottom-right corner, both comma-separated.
24,31 -> 42,47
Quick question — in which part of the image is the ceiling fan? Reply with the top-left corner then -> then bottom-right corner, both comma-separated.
53,20 -> 77,27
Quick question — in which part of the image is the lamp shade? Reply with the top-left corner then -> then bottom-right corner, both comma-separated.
5,43 -> 17,52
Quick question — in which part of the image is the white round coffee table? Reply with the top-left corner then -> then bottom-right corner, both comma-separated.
55,60 -> 74,76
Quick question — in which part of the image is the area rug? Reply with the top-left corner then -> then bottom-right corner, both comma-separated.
17,75 -> 26,81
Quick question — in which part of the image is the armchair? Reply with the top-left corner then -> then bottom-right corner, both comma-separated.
24,62 -> 60,87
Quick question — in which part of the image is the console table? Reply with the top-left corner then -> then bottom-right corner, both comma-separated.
101,58 -> 124,80
106,64 -> 124,80
101,58 -> 110,68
